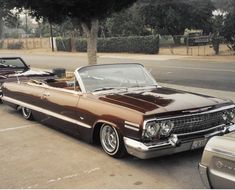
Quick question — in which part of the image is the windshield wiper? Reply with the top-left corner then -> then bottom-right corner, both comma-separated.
93,87 -> 127,92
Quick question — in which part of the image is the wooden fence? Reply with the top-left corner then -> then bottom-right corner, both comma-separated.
1,38 -> 53,49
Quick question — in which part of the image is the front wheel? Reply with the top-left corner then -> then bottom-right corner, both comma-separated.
22,107 -> 34,120
100,124 -> 126,158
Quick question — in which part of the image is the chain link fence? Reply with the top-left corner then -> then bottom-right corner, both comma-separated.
159,35 -> 234,56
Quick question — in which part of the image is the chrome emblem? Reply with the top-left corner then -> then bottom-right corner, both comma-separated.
216,160 -> 235,171
216,161 -> 223,169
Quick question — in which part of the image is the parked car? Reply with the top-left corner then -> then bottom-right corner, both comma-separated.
2,63 -> 235,159
0,57 -> 55,100
199,132 -> 235,188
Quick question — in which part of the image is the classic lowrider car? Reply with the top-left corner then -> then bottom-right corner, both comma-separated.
2,63 -> 235,159
0,57 -> 55,99
199,132 -> 235,188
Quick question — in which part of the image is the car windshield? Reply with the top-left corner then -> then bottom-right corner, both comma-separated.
78,64 -> 157,93
0,58 -> 27,69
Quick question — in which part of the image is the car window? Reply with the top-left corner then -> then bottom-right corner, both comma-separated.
0,58 -> 27,69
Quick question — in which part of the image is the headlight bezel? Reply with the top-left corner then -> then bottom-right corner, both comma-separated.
144,121 -> 160,139
222,108 -> 235,122
228,108 -> 235,121
159,121 -> 174,136
143,120 -> 174,140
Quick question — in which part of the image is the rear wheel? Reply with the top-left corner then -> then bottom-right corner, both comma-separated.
100,124 -> 126,158
22,107 -> 34,120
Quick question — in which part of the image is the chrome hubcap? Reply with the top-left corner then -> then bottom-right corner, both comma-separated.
101,125 -> 118,153
22,107 -> 31,118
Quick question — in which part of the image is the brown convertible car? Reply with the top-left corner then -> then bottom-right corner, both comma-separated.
2,63 -> 235,159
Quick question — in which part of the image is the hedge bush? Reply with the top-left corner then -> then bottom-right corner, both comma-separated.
56,35 -> 159,54
56,37 -> 72,52
7,41 -> 23,49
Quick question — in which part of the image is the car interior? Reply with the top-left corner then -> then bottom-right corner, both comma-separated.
27,75 -> 81,92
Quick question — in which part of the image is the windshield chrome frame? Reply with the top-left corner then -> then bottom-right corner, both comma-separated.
75,63 -> 158,94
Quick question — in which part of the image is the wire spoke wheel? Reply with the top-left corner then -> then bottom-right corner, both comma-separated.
22,107 -> 33,120
100,124 -> 118,153
100,124 -> 127,158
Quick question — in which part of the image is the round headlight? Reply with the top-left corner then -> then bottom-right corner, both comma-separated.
229,109 -> 235,120
222,112 -> 228,121
160,121 -> 174,136
145,122 -> 160,138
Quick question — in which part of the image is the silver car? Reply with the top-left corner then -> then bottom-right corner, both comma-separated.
199,132 -> 235,188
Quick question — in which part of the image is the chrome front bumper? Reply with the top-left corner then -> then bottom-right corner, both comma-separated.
124,124 -> 235,159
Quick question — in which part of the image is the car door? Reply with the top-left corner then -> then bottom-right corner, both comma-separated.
40,87 -> 92,136
42,88 -> 80,121
4,82 -> 47,109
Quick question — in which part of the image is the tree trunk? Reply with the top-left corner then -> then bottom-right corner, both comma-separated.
0,18 -> 4,39
82,19 -> 99,65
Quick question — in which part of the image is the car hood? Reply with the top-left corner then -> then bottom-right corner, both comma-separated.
98,87 -> 228,114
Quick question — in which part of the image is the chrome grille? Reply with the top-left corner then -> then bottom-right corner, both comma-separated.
171,111 -> 225,134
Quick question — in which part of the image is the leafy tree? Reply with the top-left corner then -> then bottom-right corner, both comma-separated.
4,0 -> 137,64
222,4 -> 235,51
212,0 -> 233,11
34,19 -> 80,38
140,0 -> 215,44
0,0 -> 20,39
104,4 -> 151,37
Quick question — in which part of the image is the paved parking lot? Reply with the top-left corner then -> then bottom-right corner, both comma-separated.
0,104 -> 205,189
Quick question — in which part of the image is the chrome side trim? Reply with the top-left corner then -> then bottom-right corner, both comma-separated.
205,147 -> 235,158
124,121 -> 140,131
125,121 -> 139,128
124,125 -> 139,132
2,96 -> 92,129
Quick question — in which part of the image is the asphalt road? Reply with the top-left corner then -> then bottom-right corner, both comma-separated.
12,53 -> 235,92
0,104 -> 204,189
